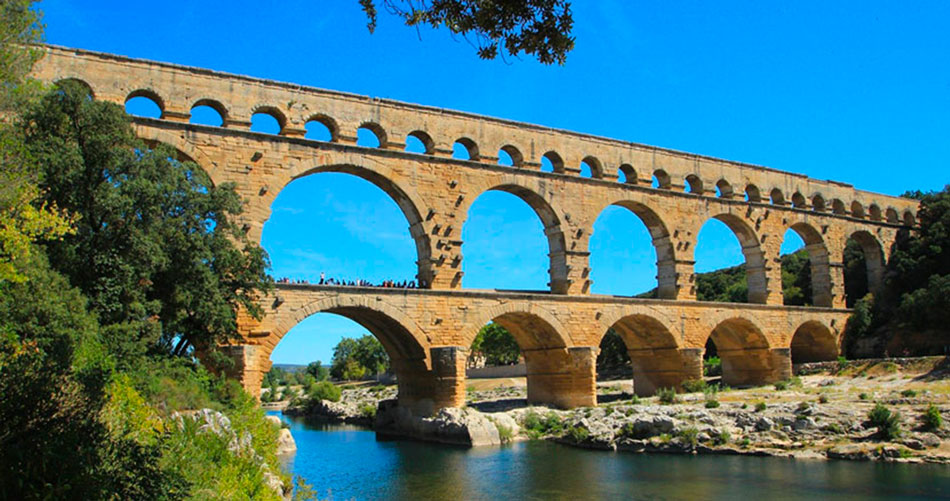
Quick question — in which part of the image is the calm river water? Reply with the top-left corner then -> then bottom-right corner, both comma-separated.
269,411 -> 949,500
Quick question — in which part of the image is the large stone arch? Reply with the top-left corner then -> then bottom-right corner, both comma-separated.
461,179 -> 569,293
132,124 -> 223,182
846,230 -> 885,299
790,320 -> 838,363
262,294 -> 439,412
593,199 -> 678,298
280,162 -> 435,287
705,317 -> 784,386
703,214 -> 769,304
785,221 -> 833,307
467,304 -> 593,407
602,313 -> 700,396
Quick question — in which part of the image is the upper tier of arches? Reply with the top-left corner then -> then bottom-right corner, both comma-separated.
38,45 -> 916,228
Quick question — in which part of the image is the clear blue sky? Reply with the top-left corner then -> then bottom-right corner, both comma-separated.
40,1 -> 950,365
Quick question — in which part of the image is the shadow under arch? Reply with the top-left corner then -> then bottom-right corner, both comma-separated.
705,214 -> 769,304
595,199 -> 677,298
785,221 -> 833,307
845,229 -> 885,301
604,314 -> 698,396
266,293 -> 434,411
463,182 -> 568,293
283,163 -> 434,286
465,303 -> 590,407
705,317 -> 785,387
790,320 -> 838,363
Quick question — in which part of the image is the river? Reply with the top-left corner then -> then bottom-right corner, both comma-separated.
269,411 -> 949,500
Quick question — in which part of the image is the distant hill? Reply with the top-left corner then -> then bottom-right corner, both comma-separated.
271,363 -> 307,373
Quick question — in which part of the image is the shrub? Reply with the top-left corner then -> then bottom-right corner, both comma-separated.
858,392 -> 870,400
567,425 -> 590,443
818,394 -> 830,404
678,427 -> 699,447
657,387 -> 678,405
704,356 -> 722,377
713,430 -> 731,445
604,406 -> 614,416
705,400 -> 721,409
630,395 -> 641,405
922,404 -> 943,431
754,401 -> 767,412
823,422 -> 844,434
308,381 -> 341,403
521,411 -> 563,436
867,403 -> 901,440
359,403 -> 377,419
900,389 -> 918,398
774,381 -> 789,391
836,355 -> 848,370
495,422 -> 514,443
681,379 -> 707,393
881,362 -> 898,373
741,403 -> 748,409
738,438 -> 751,448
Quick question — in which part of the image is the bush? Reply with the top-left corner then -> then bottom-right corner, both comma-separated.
308,381 -> 341,403
818,394 -> 830,404
754,401 -> 767,412
774,381 -> 789,391
858,392 -> 870,400
678,427 -> 699,447
738,438 -> 751,448
630,394 -> 641,405
681,379 -> 707,393
705,400 -> 721,409
867,403 -> 902,440
922,404 -> 943,431
900,389 -> 917,398
713,430 -> 731,445
495,422 -> 514,443
657,387 -> 678,405
521,411 -> 564,437
567,425 -> 590,443
704,356 -> 722,377
359,403 -> 377,420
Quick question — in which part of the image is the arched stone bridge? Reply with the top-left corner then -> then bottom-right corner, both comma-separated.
32,45 -> 919,414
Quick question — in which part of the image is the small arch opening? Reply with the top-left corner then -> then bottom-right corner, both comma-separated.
453,138 -> 479,161
55,78 -> 95,99
885,208 -> 899,224
685,175 -> 704,194
498,145 -> 523,167
791,192 -> 807,209
843,231 -> 884,307
745,184 -> 761,202
125,90 -> 163,119
618,164 -> 636,184
770,188 -> 786,205
791,321 -> 838,363
850,201 -> 865,219
190,99 -> 226,127
868,204 -> 882,221
903,211 -> 916,226
706,318 -> 776,387
652,169 -> 671,189
250,107 -> 286,135
580,156 -> 602,179
357,123 -> 386,148
305,115 -> 337,142
812,194 -> 826,212
832,199 -> 847,215
541,151 -> 563,173
405,130 -> 434,154
716,179 -> 733,198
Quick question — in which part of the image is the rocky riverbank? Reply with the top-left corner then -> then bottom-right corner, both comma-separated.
282,358 -> 950,463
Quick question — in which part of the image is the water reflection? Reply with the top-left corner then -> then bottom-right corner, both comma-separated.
271,412 -> 949,501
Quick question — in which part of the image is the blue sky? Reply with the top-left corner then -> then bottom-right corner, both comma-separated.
40,1 -> 949,364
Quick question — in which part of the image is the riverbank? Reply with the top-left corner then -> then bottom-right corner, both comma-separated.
282,357 -> 950,463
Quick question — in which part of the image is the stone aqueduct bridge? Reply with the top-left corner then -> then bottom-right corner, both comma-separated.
33,46 -> 919,414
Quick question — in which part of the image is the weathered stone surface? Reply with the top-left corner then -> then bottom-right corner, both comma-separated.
374,399 -> 501,446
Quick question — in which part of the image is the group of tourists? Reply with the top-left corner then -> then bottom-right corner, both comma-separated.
274,274 -> 428,289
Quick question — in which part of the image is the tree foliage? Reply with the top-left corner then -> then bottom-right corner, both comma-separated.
470,322 -> 521,365
23,81 -> 272,361
596,328 -> 629,372
330,334 -> 390,379
359,0 -> 575,64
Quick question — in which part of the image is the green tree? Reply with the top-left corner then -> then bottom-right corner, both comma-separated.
596,328 -> 630,372
23,81 -> 272,363
330,337 -> 360,379
471,322 -> 521,365
306,360 -> 330,381
359,0 -> 575,64
353,335 -> 389,376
